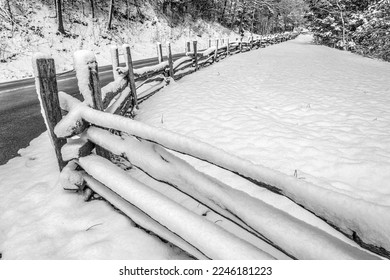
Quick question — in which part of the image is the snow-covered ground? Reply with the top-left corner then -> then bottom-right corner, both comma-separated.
1,34 -> 390,259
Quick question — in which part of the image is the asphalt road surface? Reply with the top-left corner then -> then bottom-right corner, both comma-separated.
0,54 -> 184,165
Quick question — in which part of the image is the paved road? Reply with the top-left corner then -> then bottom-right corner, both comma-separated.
0,54 -> 184,165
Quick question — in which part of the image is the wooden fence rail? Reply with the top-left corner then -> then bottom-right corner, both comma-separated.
31,32 -> 390,260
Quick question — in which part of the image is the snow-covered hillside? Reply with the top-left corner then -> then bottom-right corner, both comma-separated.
0,1 -> 238,82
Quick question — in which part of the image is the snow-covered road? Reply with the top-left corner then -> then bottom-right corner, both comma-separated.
1,34 -> 389,259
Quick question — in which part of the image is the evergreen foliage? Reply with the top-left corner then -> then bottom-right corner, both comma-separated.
305,0 -> 390,61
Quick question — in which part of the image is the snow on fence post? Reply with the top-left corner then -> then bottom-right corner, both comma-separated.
193,41 -> 198,71
166,42 -> 174,79
214,39 -> 219,62
156,42 -> 163,64
123,44 -> 138,109
110,46 -> 120,80
186,41 -> 191,53
73,50 -> 110,160
33,57 -> 67,170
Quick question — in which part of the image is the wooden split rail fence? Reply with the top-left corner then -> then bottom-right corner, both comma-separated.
32,31 -> 389,260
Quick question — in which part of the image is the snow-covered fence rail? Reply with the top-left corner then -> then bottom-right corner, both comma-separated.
37,31 -> 390,260
48,94 -> 382,259
35,50 -> 388,260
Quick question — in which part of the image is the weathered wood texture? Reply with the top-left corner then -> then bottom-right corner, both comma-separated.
156,42 -> 163,64
87,60 -> 111,160
226,38 -> 230,55
123,45 -> 138,109
214,40 -> 219,62
35,58 -> 67,170
193,41 -> 198,71
167,42 -> 174,79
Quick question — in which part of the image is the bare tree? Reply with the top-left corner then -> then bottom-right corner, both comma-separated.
90,0 -> 95,19
220,0 -> 229,23
107,0 -> 114,30
5,0 -> 13,22
335,0 -> 347,50
230,0 -> 237,27
56,0 -> 65,34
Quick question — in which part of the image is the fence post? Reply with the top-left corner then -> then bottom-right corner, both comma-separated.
240,36 -> 243,52
214,39 -> 219,62
226,38 -> 230,56
186,41 -> 191,53
123,44 -> 138,109
156,42 -> 163,64
167,42 -> 174,79
33,57 -> 67,170
250,36 -> 253,49
110,45 -> 120,80
208,39 -> 212,48
193,41 -> 198,71
87,58 -> 112,160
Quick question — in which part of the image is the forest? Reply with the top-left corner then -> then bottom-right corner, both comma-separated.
0,0 -> 389,62
306,0 -> 389,61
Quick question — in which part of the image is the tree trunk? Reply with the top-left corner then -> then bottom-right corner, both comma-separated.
250,9 -> 256,36
90,0 -> 95,18
107,0 -> 114,30
134,0 -> 143,19
230,0 -> 237,28
5,0 -> 13,22
53,0 -> 57,17
336,0 -> 347,50
220,0 -> 228,23
239,1 -> 246,34
56,0 -> 65,34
